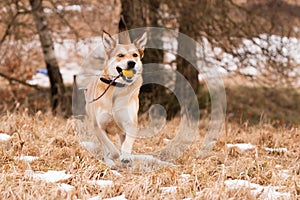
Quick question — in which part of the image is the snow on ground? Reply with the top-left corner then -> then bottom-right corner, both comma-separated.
87,180 -> 114,188
278,170 -> 290,180
178,174 -> 191,183
182,33 -> 300,79
25,32 -> 300,87
224,179 -> 291,200
88,196 -> 102,200
14,155 -> 39,163
43,4 -> 101,14
26,170 -> 73,183
264,147 -> 288,153
103,194 -> 127,200
163,138 -> 171,144
89,194 -> 127,200
0,133 -> 12,142
111,170 -> 122,177
25,168 -> 117,194
160,186 -> 178,194
226,143 -> 256,151
57,183 -> 75,192
26,36 -> 104,87
43,4 -> 83,14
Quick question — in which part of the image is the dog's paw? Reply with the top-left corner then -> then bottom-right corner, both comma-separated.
121,158 -> 131,164
120,152 -> 133,164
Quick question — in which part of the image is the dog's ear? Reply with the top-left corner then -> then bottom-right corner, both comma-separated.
134,32 -> 147,58
103,30 -> 116,53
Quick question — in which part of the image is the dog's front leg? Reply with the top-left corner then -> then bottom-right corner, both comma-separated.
94,124 -> 120,166
94,111 -> 120,166
120,123 -> 137,163
114,106 -> 138,163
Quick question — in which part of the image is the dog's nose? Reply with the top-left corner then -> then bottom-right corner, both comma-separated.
127,61 -> 136,69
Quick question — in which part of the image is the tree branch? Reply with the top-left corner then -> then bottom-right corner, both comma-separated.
0,71 -> 41,90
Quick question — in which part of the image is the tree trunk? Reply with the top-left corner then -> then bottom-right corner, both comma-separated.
121,0 -> 171,117
175,2 -> 199,117
176,31 -> 199,93
29,0 -> 69,115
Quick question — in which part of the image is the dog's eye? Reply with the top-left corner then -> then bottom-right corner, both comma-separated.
133,53 -> 138,57
117,54 -> 124,58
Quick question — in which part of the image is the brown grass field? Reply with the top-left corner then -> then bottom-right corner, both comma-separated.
1,0 -> 300,198
0,106 -> 299,199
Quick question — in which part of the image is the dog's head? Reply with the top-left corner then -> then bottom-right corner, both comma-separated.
102,31 -> 147,85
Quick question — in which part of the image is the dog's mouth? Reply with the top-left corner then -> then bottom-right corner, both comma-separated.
116,66 -> 136,83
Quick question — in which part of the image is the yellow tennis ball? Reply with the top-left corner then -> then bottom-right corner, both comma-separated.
122,69 -> 134,78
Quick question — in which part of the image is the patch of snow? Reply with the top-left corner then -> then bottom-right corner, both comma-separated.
15,155 -> 39,163
178,174 -> 191,183
264,147 -> 288,153
56,5 -> 63,11
111,170 -> 122,177
87,180 -> 113,187
58,183 -> 75,192
43,8 -> 53,13
275,165 -> 283,169
225,179 -> 259,189
24,32 -> 300,89
164,52 -> 176,63
31,170 -> 72,183
0,133 -> 12,142
26,73 -> 49,87
88,196 -> 101,200
24,170 -> 35,177
160,186 -> 178,193
44,5 -> 82,14
27,62 -> 82,87
180,174 -> 191,179
163,138 -> 170,144
103,194 -> 127,200
226,143 -> 256,151
225,179 -> 290,200
26,37 -> 104,87
196,33 -> 300,83
55,5 -> 82,12
162,36 -> 178,51
239,66 -> 258,76
278,170 -> 289,179
64,5 -> 82,12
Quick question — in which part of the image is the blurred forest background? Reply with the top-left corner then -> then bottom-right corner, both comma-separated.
1,0 -> 300,125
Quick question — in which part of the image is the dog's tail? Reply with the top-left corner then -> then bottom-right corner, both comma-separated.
118,15 -> 131,44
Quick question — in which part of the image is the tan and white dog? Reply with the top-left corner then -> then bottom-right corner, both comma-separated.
85,30 -> 147,166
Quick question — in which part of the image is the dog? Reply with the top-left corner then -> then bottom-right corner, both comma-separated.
84,30 -> 147,166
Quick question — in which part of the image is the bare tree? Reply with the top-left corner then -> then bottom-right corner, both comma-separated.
29,0 -> 68,114
0,0 -> 119,114
166,0 -> 300,88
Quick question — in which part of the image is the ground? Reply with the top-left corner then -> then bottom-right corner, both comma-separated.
0,110 -> 299,199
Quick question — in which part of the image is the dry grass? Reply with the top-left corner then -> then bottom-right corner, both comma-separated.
0,111 -> 299,200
